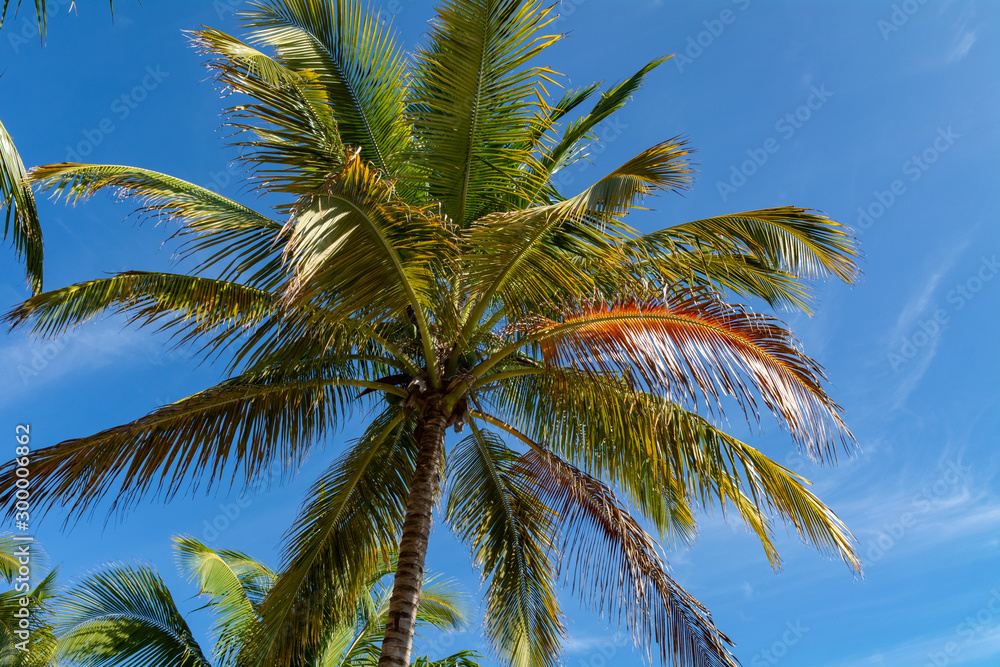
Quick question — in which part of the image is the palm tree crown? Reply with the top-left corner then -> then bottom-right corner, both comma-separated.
53,536 -> 470,667
2,2 -> 862,666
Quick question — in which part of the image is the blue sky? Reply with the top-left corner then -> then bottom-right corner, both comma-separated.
2,1 -> 999,665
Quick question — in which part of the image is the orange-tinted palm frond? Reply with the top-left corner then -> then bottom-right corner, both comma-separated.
525,292 -> 853,461
516,450 -> 738,667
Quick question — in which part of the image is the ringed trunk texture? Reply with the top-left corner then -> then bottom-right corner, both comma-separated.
377,406 -> 449,667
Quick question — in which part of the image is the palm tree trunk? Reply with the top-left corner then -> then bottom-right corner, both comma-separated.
377,406 -> 449,667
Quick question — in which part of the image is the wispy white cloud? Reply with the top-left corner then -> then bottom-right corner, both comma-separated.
819,623 -> 1000,667
891,333 -> 941,409
891,240 -> 970,340
888,235 -> 975,408
947,29 -> 978,63
945,2 -> 980,65
562,634 -> 627,655
0,323 -> 159,405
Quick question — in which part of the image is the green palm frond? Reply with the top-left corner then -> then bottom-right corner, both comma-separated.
0,534 -> 18,582
470,394 -> 698,550
0,359 -> 377,520
242,0 -> 411,176
174,536 -> 276,665
634,207 -> 860,285
316,574 -> 468,667
628,248 -> 815,312
542,56 -> 671,177
525,84 -> 600,153
412,651 -> 485,667
408,0 -> 561,225
5,272 -> 276,344
446,423 -> 561,667
3,266 -> 411,382
1,118 -> 43,295
192,26 -> 347,203
280,150 -> 456,376
55,563 -> 211,667
490,370 -> 860,570
28,163 -> 276,232
516,451 -> 738,667
461,138 -> 694,327
0,568 -> 60,667
243,409 -> 416,667
28,163 -> 284,285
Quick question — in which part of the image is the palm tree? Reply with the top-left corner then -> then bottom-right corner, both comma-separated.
0,534 -> 59,667
1,119 -> 43,295
54,536 -> 471,667
1,1 -> 863,666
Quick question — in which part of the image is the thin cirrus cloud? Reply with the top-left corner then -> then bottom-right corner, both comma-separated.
0,323 -> 163,404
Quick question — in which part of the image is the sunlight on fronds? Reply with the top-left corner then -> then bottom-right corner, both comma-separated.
1,119 -> 43,294
527,292 -> 853,461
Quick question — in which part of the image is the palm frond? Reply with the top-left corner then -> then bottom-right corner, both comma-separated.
280,149 -> 456,371
5,272 -> 276,345
542,56 -> 671,177
516,451 -> 738,667
634,207 -> 860,285
317,574 -> 469,667
55,563 -> 211,667
0,360 -> 370,520
1,118 -> 43,295
408,0 -> 561,225
461,138 -> 694,329
0,568 -> 60,667
412,651 -> 485,667
525,84 -> 600,154
29,162 -> 284,285
192,26 -> 347,202
445,423 -> 561,667
490,369 -> 860,570
242,0 -> 411,176
524,292 -> 853,460
174,536 -> 276,665
0,534 -> 18,582
627,248 -> 816,312
243,408 -> 416,667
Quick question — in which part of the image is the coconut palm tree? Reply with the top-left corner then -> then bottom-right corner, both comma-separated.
54,536 -> 471,667
1,1 -> 863,666
0,534 -> 59,667
1,119 -> 43,295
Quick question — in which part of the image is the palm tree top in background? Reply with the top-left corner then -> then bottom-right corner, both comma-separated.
1,533 -> 475,666
2,2 -> 862,666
